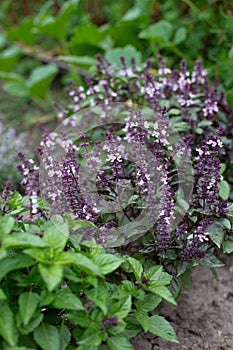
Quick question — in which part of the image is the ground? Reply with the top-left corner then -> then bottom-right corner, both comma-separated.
132,257 -> 233,350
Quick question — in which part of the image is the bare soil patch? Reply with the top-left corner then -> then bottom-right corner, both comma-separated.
132,259 -> 233,350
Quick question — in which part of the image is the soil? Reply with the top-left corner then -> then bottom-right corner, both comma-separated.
132,257 -> 233,350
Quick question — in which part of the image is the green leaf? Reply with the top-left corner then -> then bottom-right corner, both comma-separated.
220,163 -> 226,175
200,254 -> 224,268
19,292 -> 40,326
105,45 -> 141,68
177,197 -> 189,212
78,331 -> 102,347
43,216 -> 69,255
59,324 -> 71,350
69,219 -> 97,231
107,336 -> 134,350
135,294 -> 162,313
28,64 -> 58,99
7,18 -> 36,45
208,222 -> 225,248
228,45 -> 233,59
112,296 -> 132,320
139,20 -> 173,43
56,55 -> 96,68
54,251 -> 103,276
180,269 -> 192,291
0,253 -> 35,281
0,288 -> 6,300
23,248 -> 48,263
52,288 -> 84,311
3,80 -> 30,97
135,311 -> 150,332
124,256 -> 143,281
0,46 -> 22,71
3,233 -> 51,249
0,302 -> 18,346
173,27 -> 187,44
85,283 -> 109,315
121,280 -> 137,294
71,23 -> 104,46
122,7 -> 141,21
219,180 -> 230,200
149,315 -> 179,343
219,218 -> 231,230
222,239 -> 233,254
148,286 -> 177,306
16,310 -> 43,335
33,323 -> 60,350
35,0 -> 78,40
92,254 -> 122,275
0,216 -> 15,236
65,310 -> 89,327
38,263 -> 63,292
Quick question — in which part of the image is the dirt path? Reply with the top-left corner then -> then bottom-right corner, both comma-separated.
132,262 -> 233,350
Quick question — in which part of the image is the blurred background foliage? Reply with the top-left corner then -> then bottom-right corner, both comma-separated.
0,0 -> 233,187
0,0 -> 233,111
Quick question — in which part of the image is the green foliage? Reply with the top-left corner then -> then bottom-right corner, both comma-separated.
1,0 -> 233,106
0,200 -> 179,349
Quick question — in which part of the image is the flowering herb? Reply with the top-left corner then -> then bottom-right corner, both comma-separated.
17,56 -> 233,272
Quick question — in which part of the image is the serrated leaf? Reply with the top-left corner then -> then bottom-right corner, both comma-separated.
52,288 -> 84,311
33,323 -> 60,350
0,302 -> 18,346
19,292 -> 40,326
208,222 -> 225,248
38,263 -> 63,292
92,254 -> 122,274
107,336 -> 134,350
149,315 -> 179,343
